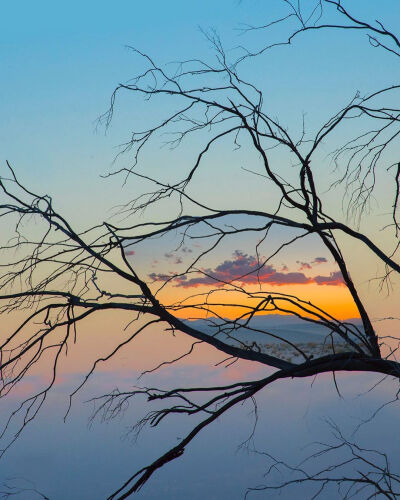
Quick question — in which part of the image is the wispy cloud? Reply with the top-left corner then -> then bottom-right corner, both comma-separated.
313,257 -> 328,264
297,261 -> 312,270
297,256 -> 328,270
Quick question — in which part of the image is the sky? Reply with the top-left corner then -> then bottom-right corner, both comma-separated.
1,1 -> 400,498
0,0 -> 398,388
2,0 -> 399,324
1,0 -> 398,208
1,358 -> 400,499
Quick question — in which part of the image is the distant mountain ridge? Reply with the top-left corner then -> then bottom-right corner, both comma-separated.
184,315 -> 363,346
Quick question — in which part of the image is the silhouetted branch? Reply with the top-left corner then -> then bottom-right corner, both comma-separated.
1,1 -> 400,497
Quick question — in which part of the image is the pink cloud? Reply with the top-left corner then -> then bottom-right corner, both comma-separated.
297,257 -> 328,270
313,257 -> 328,264
149,272 -> 173,282
313,271 -> 345,286
149,251 -> 345,288
297,261 -> 312,270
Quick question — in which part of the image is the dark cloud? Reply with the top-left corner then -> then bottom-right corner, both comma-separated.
165,248 -> 192,260
266,272 -> 311,285
297,257 -> 328,270
149,251 -> 345,289
297,261 -> 312,270
173,251 -> 270,287
149,272 -> 175,282
313,271 -> 345,286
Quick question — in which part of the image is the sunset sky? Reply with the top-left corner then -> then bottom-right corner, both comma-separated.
1,2 -> 400,499
0,2 -> 399,364
2,1 -> 399,328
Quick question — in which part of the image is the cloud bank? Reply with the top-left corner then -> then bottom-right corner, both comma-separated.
149,251 -> 344,288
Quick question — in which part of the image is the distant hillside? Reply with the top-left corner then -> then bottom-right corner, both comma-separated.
185,315 -> 363,347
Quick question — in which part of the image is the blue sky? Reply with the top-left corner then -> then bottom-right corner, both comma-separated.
1,0 -> 399,225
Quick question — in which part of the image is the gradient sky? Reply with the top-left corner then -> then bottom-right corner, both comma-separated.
1,2 -> 400,498
1,0 -> 399,317
1,359 -> 399,499
2,0 -> 399,324
1,0 -> 398,211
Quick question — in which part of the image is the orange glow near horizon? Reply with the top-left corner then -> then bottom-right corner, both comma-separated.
156,282 -> 360,321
